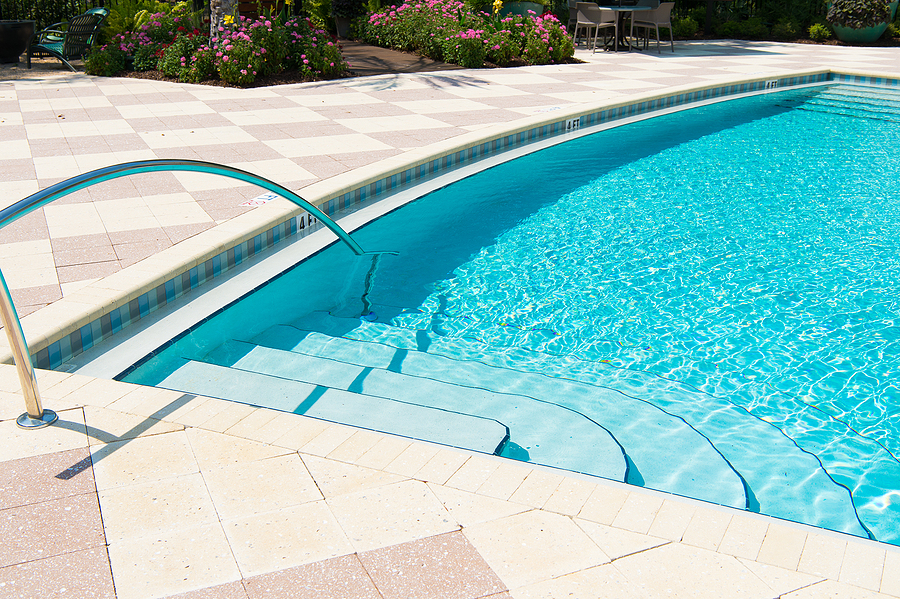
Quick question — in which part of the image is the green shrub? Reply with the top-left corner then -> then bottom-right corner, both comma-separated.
717,17 -> 768,39
84,13 -> 348,86
85,45 -> 127,76
827,0 -> 892,29
104,0 -> 171,40
363,0 -> 572,68
158,32 -> 207,78
771,19 -> 798,40
808,22 -> 832,41
182,45 -> 218,82
672,16 -> 698,38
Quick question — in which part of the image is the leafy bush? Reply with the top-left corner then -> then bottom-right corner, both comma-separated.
672,16 -> 698,38
332,0 -> 367,18
85,45 -> 127,76
363,0 -> 572,68
827,0 -> 892,29
104,0 -> 171,40
770,19 -> 798,40
808,22 -> 833,41
717,17 -> 768,39
84,13 -> 349,85
158,30 -> 207,78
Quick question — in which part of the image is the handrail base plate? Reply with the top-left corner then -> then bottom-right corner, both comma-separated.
16,409 -> 58,429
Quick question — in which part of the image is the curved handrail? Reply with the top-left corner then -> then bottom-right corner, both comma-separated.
2,159 -> 370,428
0,159 -> 367,255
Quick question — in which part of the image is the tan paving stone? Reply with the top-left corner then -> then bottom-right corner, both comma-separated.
611,492 -> 665,535
838,541 -> 886,591
575,518 -> 669,560
680,507 -> 733,551
428,483 -> 529,527
798,533 -> 848,580
756,523 -> 808,571
578,483 -> 631,525
99,472 -> 218,543
302,454 -> 406,498
444,455 -> 501,493
648,497 -> 697,541
613,542 -> 774,598
507,469 -> 564,508
327,479 -> 458,552
203,453 -> 322,521
108,522 -> 241,599
91,430 -> 197,490
718,514 -> 770,561
223,500 -> 354,577
463,509 -> 609,590
511,563 -> 644,599
185,427 -> 291,471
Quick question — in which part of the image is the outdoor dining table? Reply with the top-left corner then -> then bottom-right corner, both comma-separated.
596,5 -> 651,51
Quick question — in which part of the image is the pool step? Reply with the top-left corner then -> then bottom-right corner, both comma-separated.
251,322 -> 748,511
156,360 -> 510,456
801,86 -> 900,122
286,312 -> 872,538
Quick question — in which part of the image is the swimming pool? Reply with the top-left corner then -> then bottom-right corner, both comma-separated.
121,83 -> 900,544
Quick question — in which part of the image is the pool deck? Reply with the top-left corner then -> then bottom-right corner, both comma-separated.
2,41 -> 900,599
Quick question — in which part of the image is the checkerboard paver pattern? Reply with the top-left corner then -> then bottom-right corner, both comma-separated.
1,41 -> 900,599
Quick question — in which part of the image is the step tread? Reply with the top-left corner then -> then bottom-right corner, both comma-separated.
158,360 -> 510,456
253,323 -> 750,511
210,341 -> 628,482
284,313 -> 874,537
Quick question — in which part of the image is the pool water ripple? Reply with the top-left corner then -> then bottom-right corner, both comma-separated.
125,84 -> 900,544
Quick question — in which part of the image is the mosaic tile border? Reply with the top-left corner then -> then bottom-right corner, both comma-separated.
32,71 -> 897,370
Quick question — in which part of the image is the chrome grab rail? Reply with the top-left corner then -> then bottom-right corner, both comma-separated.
1,159 -> 370,428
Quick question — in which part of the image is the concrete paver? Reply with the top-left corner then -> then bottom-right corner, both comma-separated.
1,41 -> 900,599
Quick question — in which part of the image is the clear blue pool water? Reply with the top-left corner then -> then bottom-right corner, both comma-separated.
124,83 -> 900,544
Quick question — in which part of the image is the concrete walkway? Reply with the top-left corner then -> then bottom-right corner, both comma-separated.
1,41 -> 900,599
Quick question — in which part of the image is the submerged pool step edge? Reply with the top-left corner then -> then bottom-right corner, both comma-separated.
274,314 -> 872,539
236,323 -> 749,512
198,339 -> 630,484
156,360 -> 511,457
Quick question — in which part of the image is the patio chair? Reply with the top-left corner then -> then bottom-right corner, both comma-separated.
26,7 -> 109,72
568,0 -> 579,33
629,1 -> 674,53
574,3 -> 618,53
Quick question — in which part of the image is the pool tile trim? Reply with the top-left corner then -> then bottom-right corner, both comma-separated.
11,69 -> 898,371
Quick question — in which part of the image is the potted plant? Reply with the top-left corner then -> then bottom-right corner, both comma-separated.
332,0 -> 366,37
827,0 -> 898,43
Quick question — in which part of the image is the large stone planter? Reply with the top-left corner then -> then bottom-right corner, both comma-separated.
831,0 -> 898,44
0,20 -> 35,64
499,2 -> 544,17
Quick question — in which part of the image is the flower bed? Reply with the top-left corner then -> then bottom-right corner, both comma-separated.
363,0 -> 573,68
85,4 -> 348,86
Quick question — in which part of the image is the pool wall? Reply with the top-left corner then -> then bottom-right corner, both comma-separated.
4,69 -> 899,371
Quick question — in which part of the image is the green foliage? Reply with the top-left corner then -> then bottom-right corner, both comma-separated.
331,0 -> 366,18
104,0 -> 170,39
888,21 -> 900,37
770,18 -> 798,39
362,0 -> 572,68
827,0 -> 892,29
716,16 -> 768,39
672,16 -> 699,38
85,44 -> 126,76
158,32 -> 206,77
808,21 -> 833,40
182,45 -> 218,82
